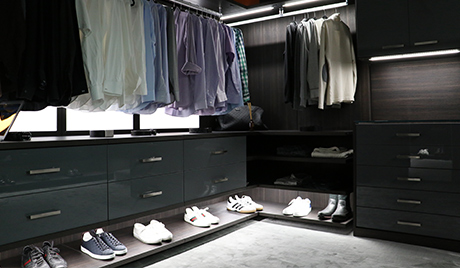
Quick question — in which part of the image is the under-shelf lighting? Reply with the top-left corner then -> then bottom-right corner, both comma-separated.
369,49 -> 460,61
283,0 -> 323,8
228,2 -> 347,27
221,7 -> 275,21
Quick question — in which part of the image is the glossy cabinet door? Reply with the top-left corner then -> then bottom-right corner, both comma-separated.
356,0 -> 409,58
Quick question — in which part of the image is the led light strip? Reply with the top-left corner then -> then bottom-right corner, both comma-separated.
283,0 -> 323,8
369,49 -> 460,61
221,7 -> 275,21
227,2 -> 348,27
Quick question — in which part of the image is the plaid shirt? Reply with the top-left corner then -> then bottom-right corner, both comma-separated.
233,28 -> 250,103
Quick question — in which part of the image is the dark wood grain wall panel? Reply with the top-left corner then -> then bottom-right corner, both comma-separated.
370,56 -> 460,121
238,4 -> 370,131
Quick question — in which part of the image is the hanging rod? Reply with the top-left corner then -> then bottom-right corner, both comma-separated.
166,0 -> 222,18
227,1 -> 347,27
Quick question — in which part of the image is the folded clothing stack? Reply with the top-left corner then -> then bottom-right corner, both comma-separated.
311,147 -> 353,158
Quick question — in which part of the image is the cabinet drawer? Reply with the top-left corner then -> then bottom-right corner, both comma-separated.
108,172 -> 183,219
108,141 -> 183,182
356,124 -> 452,146
357,187 -> 460,217
356,207 -> 460,241
184,137 -> 246,170
184,162 -> 246,201
357,166 -> 460,193
0,146 -> 107,198
357,145 -> 457,169
0,184 -> 107,246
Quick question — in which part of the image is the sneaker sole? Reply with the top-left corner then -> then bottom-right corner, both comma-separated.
113,248 -> 128,255
80,246 -> 115,260
227,207 -> 256,213
133,232 -> 162,244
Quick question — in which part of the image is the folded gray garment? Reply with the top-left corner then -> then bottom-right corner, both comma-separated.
311,146 -> 353,158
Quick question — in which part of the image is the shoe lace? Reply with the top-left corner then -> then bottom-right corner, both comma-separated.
31,247 -> 46,265
104,232 -> 123,246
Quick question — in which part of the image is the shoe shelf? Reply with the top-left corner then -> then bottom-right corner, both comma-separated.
258,201 -> 353,228
0,202 -> 257,268
254,184 -> 352,196
247,155 -> 353,164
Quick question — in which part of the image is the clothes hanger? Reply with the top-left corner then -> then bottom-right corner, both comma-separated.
131,0 -> 135,6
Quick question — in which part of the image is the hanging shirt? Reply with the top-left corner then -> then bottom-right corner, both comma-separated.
284,21 -> 297,105
166,7 -> 180,102
306,19 -> 319,105
233,27 -> 250,103
222,24 -> 243,113
318,13 -> 357,109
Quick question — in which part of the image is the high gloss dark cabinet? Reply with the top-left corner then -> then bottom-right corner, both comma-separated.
356,0 -> 460,58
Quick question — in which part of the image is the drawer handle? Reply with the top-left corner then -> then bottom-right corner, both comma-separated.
140,191 -> 163,199
382,44 -> 405,49
396,133 -> 420,137
414,40 -> 438,46
211,150 -> 228,155
28,167 -> 61,175
397,199 -> 422,205
397,221 -> 422,228
214,177 -> 229,184
397,177 -> 422,182
396,155 -> 421,159
28,210 -> 61,220
140,156 -> 163,163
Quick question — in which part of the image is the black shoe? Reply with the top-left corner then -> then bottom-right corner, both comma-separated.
318,194 -> 338,220
331,195 -> 353,222
42,241 -> 67,268
21,245 -> 50,268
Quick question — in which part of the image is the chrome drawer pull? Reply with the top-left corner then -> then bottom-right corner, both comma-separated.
382,44 -> 405,49
414,40 -> 438,46
396,133 -> 420,137
397,177 -> 422,182
28,167 -> 61,175
397,199 -> 422,205
140,191 -> 163,199
397,221 -> 422,228
214,177 -> 229,184
396,155 -> 421,159
211,150 -> 228,155
140,156 -> 163,163
28,210 -> 61,220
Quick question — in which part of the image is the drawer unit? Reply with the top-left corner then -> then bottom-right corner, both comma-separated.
0,146 -> 107,198
357,187 -> 460,217
357,166 -> 460,193
108,141 -> 183,182
357,144 -> 456,169
184,162 -> 246,201
356,207 -> 460,241
0,184 -> 107,246
357,124 -> 453,146
184,137 -> 246,170
108,172 -> 184,219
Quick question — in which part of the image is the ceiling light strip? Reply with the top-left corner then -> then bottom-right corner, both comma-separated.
221,7 -> 275,21
369,49 -> 460,61
227,2 -> 348,27
283,0 -> 323,8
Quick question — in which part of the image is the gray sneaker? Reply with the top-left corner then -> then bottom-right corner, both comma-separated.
42,241 -> 67,268
96,229 -> 128,256
80,230 -> 115,260
21,245 -> 50,268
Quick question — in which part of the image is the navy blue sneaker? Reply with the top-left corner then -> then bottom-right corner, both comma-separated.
95,228 -> 128,256
80,230 -> 115,260
42,241 -> 67,268
21,245 -> 50,268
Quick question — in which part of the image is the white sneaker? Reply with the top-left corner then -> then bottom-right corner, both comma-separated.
282,196 -> 303,215
241,195 -> 263,211
148,220 -> 173,241
133,223 -> 163,244
293,198 -> 312,217
192,206 -> 219,224
184,207 -> 211,227
227,196 -> 256,213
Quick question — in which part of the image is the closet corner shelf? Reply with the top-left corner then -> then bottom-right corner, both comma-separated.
255,184 -> 353,196
247,155 -> 353,164
251,130 -> 353,137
